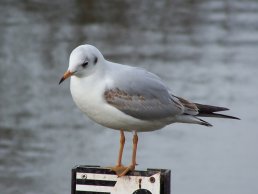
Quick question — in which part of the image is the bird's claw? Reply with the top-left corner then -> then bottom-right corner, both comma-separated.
107,164 -> 136,177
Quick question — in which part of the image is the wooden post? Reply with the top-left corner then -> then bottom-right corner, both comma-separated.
72,165 -> 171,194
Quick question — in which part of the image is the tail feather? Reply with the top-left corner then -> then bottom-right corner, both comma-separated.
197,117 -> 213,127
175,115 -> 213,127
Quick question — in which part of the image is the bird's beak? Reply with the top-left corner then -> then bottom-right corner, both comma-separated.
59,70 -> 73,85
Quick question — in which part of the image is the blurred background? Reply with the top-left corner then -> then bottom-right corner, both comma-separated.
0,0 -> 257,194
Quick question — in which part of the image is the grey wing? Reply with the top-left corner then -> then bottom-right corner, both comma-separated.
104,66 -> 185,120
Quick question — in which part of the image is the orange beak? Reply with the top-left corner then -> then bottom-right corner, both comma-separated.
59,70 -> 73,84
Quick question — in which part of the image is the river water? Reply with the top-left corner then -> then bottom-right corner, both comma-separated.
0,1 -> 258,194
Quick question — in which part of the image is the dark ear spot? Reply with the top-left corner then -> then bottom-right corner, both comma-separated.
94,56 -> 98,64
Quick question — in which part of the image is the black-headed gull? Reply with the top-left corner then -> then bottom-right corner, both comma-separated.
59,44 -> 239,176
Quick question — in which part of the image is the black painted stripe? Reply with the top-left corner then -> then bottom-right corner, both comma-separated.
76,179 -> 116,187
76,191 -> 110,194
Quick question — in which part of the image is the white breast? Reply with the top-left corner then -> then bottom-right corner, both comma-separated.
70,75 -> 107,121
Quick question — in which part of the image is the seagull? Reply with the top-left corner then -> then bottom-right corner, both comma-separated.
59,44 -> 239,177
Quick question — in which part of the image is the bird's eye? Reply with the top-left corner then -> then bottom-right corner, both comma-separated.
81,61 -> 88,68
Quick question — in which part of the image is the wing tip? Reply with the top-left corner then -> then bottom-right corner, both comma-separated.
198,113 -> 240,120
195,103 -> 230,113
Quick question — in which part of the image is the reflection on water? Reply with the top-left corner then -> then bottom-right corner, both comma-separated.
0,1 -> 258,194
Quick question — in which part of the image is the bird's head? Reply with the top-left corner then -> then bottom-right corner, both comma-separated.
59,44 -> 104,84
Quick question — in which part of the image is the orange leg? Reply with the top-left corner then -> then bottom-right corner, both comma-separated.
117,131 -> 138,177
117,130 -> 125,166
109,130 -> 126,173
